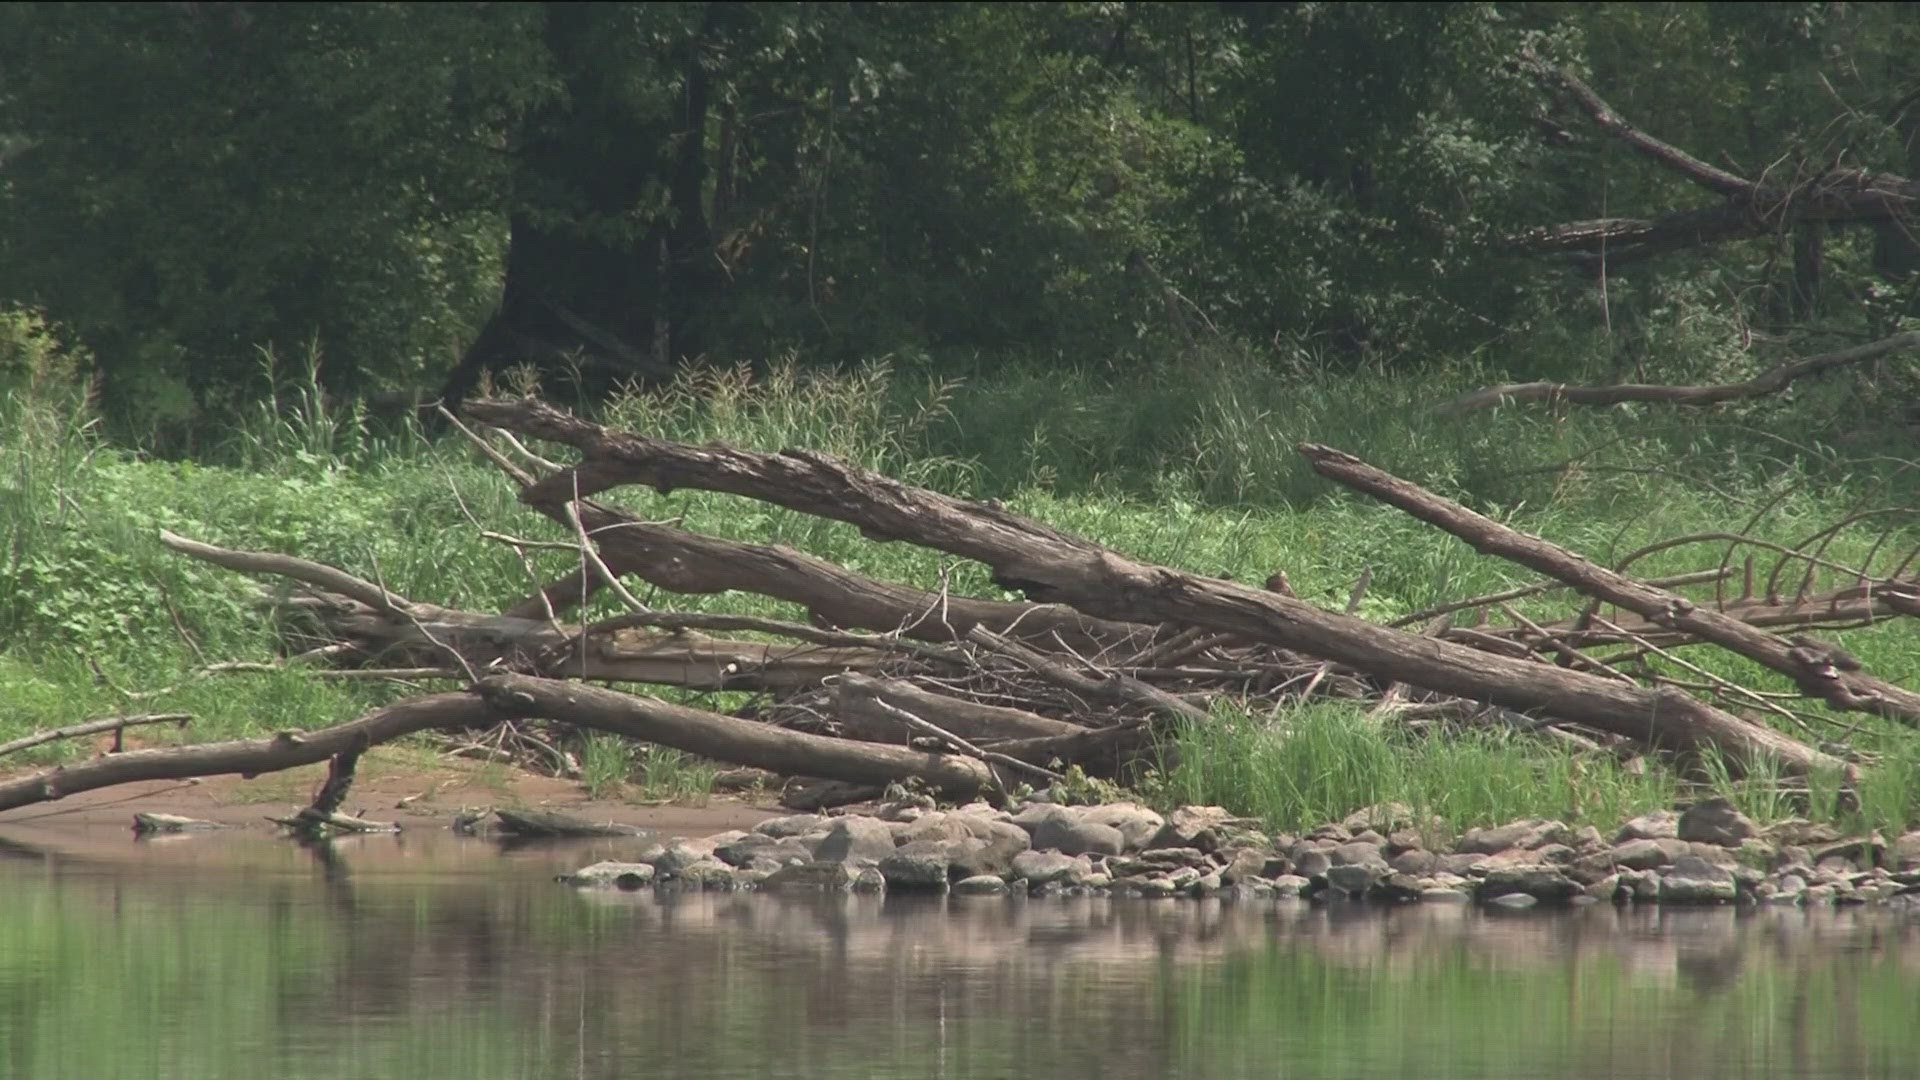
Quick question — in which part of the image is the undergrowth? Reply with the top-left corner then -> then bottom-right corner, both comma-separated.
3,305 -> 1918,831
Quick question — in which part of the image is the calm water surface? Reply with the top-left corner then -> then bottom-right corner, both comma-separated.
2,823 -> 1918,1080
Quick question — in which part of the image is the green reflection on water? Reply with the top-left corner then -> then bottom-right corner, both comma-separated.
2,840 -> 1919,1080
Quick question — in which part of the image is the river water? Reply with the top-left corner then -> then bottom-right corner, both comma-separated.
1,828 -> 1917,1080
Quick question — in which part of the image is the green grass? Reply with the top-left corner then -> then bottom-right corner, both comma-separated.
3,310 -> 1918,834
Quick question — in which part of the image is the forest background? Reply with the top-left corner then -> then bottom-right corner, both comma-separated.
3,2 -> 1918,833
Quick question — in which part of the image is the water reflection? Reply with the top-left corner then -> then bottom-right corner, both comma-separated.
0,831 -> 1916,1080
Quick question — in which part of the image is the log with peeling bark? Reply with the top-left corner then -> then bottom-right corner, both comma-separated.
0,677 -> 999,816
461,397 -> 1839,775
1300,444 -> 1920,729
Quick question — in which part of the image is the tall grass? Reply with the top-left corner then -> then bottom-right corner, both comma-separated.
3,306 -> 1918,830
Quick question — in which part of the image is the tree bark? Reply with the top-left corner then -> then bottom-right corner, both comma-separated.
463,398 -> 1839,774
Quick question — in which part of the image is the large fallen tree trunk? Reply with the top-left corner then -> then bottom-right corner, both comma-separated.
0,678 -> 995,816
464,398 -> 1839,775
1300,445 -> 1920,729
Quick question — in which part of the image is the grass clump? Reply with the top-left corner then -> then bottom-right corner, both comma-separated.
1153,701 -> 1682,840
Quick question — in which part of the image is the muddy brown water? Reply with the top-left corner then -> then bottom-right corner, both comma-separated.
2,817 -> 1918,1080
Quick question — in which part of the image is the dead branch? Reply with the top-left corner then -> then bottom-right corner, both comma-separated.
1513,62 -> 1920,264
0,713 -> 192,758
471,673 -> 994,794
1301,443 -> 1920,729
465,397 -> 1836,775
1442,331 -> 1920,413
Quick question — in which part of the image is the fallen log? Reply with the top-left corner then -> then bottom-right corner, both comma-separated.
0,677 -> 997,816
1300,444 -> 1920,729
472,673 -> 995,795
1441,331 -> 1920,414
466,398 -> 1836,775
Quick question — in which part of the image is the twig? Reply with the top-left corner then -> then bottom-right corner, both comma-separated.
0,714 -> 192,758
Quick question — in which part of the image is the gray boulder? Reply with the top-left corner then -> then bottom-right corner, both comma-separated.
879,840 -> 955,891
1479,865 -> 1580,903
1032,813 -> 1126,857
1294,849 -> 1332,878
716,833 -> 814,871
753,814 -> 827,838
655,839 -> 726,876
949,821 -> 1031,879
1150,805 -> 1264,852
1888,830 -> 1920,872
1326,864 -> 1383,894
812,816 -> 898,864
563,861 -> 656,889
1658,855 -> 1737,903
1677,797 -> 1756,847
1331,841 -> 1386,868
758,862 -> 858,891
1457,819 -> 1569,855
1079,803 -> 1166,851
953,874 -> 1009,896
1616,811 -> 1680,842
1010,849 -> 1094,886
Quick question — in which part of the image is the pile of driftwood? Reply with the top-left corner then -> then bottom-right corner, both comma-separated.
2,397 -> 1917,821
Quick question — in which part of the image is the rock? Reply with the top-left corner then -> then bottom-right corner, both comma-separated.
1457,819 -> 1568,854
1010,849 -> 1093,886
1164,866 -> 1203,890
1342,802 -> 1419,833
1220,846 -> 1270,885
1615,811 -> 1680,842
1420,888 -> 1470,903
677,860 -> 738,889
1569,825 -> 1605,852
1606,838 -> 1678,871
1326,864 -> 1382,894
1269,874 -> 1310,897
1390,849 -> 1439,876
715,833 -> 813,870
1294,849 -> 1332,878
1350,829 -> 1388,847
1765,819 -> 1843,847
1479,865 -> 1580,903
1079,803 -> 1166,851
1487,893 -> 1538,910
760,853 -> 860,887
753,813 -> 827,838
1888,830 -> 1920,872
1369,872 -> 1424,903
1436,852 -> 1485,876
879,841 -> 955,891
1677,797 -> 1756,846
1531,843 -> 1576,865
655,838 -> 725,876
563,861 -> 656,889
948,821 -> 1032,879
1135,877 -> 1179,898
953,874 -> 1009,896
1151,806 -> 1264,853
812,816 -> 898,864
1191,871 -> 1223,896
1033,813 -> 1126,857
1330,841 -> 1385,868
1586,873 -> 1623,903
1658,855 -> 1737,904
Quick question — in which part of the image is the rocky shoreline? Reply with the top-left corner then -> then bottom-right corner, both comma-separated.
564,795 -> 1920,909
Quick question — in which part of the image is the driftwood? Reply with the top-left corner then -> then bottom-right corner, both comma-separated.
462,397 -> 1839,775
493,808 -> 644,838
1443,331 -> 1920,414
12,394 -> 1917,824
0,713 -> 191,758
1301,445 -> 1920,729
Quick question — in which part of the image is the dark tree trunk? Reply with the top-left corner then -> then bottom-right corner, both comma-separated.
435,4 -> 724,411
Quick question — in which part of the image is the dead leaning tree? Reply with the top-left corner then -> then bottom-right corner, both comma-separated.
1456,59 -> 1920,414
6,396 -> 1919,823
